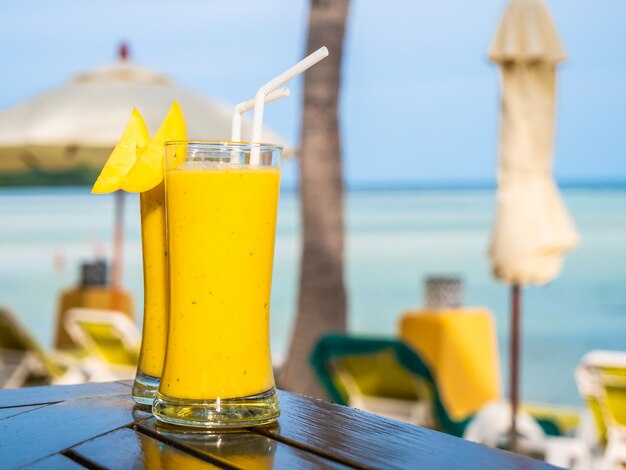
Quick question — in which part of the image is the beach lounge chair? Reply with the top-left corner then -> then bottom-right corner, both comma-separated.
54,286 -> 135,350
576,350 -> 626,469
311,334 -> 473,436
64,308 -> 140,381
312,336 -> 434,426
0,307 -> 84,388
311,333 -> 589,466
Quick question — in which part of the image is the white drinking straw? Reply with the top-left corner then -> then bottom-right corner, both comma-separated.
250,46 -> 329,164
230,88 -> 291,142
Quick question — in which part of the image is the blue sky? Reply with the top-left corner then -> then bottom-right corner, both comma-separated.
1,0 -> 625,185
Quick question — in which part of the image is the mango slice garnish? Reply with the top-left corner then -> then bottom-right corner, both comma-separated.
121,100 -> 187,193
91,108 -> 149,194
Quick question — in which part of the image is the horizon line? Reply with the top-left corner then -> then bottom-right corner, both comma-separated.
1,178 -> 626,193
303,178 -> 626,192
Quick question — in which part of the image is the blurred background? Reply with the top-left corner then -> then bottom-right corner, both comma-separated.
0,0 -> 624,409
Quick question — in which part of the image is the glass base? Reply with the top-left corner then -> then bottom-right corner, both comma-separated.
132,372 -> 160,406
152,387 -> 280,428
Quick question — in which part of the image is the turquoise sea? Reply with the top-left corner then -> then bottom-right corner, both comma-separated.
0,185 -> 625,406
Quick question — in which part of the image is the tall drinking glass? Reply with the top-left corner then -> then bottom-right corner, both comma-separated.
153,141 -> 282,427
132,183 -> 169,405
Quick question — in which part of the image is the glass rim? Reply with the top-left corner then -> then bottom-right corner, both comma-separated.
165,140 -> 283,152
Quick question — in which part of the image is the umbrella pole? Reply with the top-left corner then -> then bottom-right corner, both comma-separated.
111,191 -> 125,309
510,284 -> 521,452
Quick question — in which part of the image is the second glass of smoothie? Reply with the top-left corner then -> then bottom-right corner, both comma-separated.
132,182 -> 168,405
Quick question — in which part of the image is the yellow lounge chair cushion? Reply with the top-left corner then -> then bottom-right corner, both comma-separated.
399,308 -> 501,421
77,321 -> 139,366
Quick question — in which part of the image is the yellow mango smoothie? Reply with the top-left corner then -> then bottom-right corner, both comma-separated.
136,182 -> 168,379
159,164 -> 280,400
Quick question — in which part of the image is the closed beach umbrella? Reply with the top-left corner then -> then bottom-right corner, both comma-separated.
488,0 -> 579,450
0,44 -> 287,291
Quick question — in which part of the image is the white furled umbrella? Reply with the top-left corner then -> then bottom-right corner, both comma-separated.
0,44 -> 288,291
488,0 -> 579,451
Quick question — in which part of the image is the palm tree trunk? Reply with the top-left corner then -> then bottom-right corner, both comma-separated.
279,0 -> 350,398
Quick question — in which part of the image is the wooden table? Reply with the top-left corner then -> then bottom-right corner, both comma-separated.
0,381 -> 556,469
